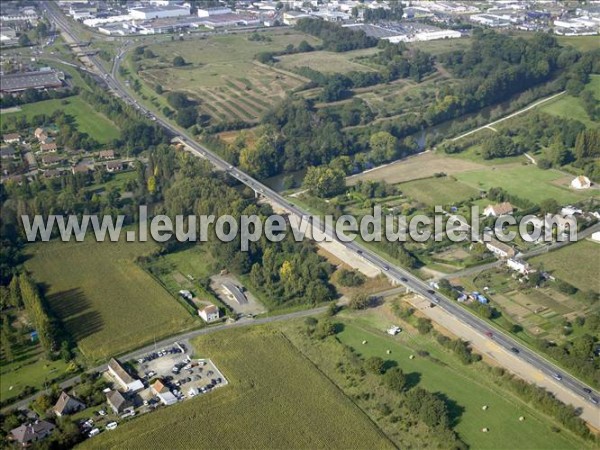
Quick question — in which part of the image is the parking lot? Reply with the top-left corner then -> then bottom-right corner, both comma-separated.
134,340 -> 227,401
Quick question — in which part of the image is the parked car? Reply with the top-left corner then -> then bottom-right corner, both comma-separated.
88,428 -> 100,438
106,422 -> 118,431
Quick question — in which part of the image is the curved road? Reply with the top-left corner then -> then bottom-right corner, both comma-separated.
43,1 -> 599,427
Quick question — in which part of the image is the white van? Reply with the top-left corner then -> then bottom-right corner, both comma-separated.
88,428 -> 100,438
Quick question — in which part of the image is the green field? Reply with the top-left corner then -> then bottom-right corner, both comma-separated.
6,96 -> 120,144
82,327 -> 393,449
24,239 -> 194,361
530,240 -> 600,293
277,48 -> 378,74
132,32 -> 319,124
557,35 -> 600,52
539,75 -> 600,128
455,165 -> 598,205
334,319 -> 583,449
399,176 -> 479,206
0,344 -> 71,403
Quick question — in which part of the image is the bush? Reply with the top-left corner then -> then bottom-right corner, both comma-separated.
173,56 -> 186,67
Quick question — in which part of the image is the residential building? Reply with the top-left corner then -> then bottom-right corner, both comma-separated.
0,146 -> 16,159
40,142 -> 58,153
151,379 -> 168,394
486,238 -> 516,259
2,133 -> 20,144
571,175 -> 591,190
106,161 -> 123,172
71,164 -> 92,175
98,149 -> 115,159
107,358 -> 145,392
198,304 -> 220,323
41,154 -> 63,166
483,202 -> 514,217
53,391 -> 86,417
506,258 -> 531,275
106,390 -> 130,414
10,421 -> 55,447
34,128 -> 49,143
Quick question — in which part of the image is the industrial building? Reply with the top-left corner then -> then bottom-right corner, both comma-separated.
129,4 -> 190,21
0,70 -> 64,94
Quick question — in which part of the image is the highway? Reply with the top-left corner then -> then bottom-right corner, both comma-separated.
44,1 -> 599,424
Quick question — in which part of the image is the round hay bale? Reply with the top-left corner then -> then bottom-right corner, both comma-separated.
362,340 -> 367,345
519,416 -> 525,422
482,428 -> 489,433
386,350 -> 391,354
409,355 -> 415,359
482,405 -> 488,411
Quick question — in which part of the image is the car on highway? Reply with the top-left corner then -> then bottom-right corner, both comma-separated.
356,249 -> 363,254
583,387 -> 592,394
510,347 -> 520,354
589,396 -> 598,405
400,277 -> 407,282
383,266 -> 389,271
427,289 -> 435,294
552,373 -> 563,381
485,331 -> 493,338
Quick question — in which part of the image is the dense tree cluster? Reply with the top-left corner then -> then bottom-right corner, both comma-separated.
363,5 -> 403,23
295,18 -> 377,52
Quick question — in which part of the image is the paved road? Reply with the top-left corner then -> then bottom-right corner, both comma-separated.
3,306 -> 327,413
44,2 -> 599,425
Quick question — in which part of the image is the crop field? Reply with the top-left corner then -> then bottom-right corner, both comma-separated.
276,48 -> 378,74
539,75 -> 600,128
24,239 -> 194,361
399,176 -> 479,206
455,165 -> 598,205
4,96 -> 120,144
347,151 -> 486,185
530,240 -> 600,293
82,327 -> 393,450
135,32 -> 319,124
332,318 -> 583,450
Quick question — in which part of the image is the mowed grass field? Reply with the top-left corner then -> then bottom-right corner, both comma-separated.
399,177 -> 479,206
530,240 -> 600,293
539,75 -> 600,128
5,96 -> 120,144
556,35 -> 600,52
276,48 -> 378,74
82,327 -> 393,450
455,165 -> 598,205
25,239 -> 194,361
335,320 -> 582,450
137,32 -> 319,124
348,151 -> 486,185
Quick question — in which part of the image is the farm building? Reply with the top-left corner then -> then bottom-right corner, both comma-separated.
53,391 -> 86,417
483,202 -> 514,217
108,357 -> 145,392
130,5 -> 190,20
571,175 -> 591,190
106,390 -> 130,414
506,258 -> 531,274
0,70 -> 64,94
198,304 -> 220,323
9,421 -> 55,447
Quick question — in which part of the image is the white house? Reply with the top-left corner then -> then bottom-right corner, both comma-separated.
506,258 -> 531,275
571,175 -> 591,190
198,304 -> 220,323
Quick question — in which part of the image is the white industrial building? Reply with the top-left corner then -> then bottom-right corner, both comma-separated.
130,5 -> 190,20
385,29 -> 462,43
197,7 -> 232,17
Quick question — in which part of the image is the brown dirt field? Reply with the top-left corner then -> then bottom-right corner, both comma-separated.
347,151 -> 486,185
